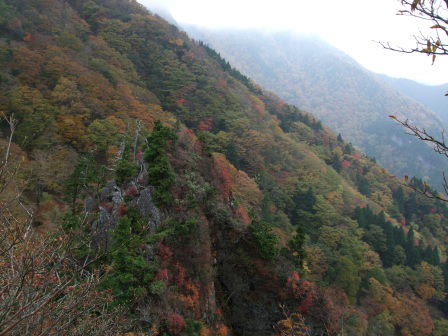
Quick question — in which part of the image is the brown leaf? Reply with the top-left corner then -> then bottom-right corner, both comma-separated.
411,0 -> 420,11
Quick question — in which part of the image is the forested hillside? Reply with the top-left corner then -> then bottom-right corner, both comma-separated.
1,1 -> 448,335
379,74 -> 448,124
181,27 -> 448,190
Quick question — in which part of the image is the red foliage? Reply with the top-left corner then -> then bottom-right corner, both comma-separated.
217,78 -> 228,88
353,152 -> 362,160
174,263 -> 186,286
255,104 -> 266,115
400,218 -> 406,226
275,100 -> 286,111
117,204 -> 127,217
159,242 -> 173,267
395,292 -> 434,336
430,207 -> 437,213
286,271 -> 301,294
359,202 -> 368,208
179,280 -> 201,315
215,307 -> 223,317
175,98 -> 186,106
341,160 -> 351,169
166,313 -> 186,335
22,32 -> 32,41
194,139 -> 203,153
178,128 -> 203,154
155,269 -> 169,284
235,206 -> 251,225
213,154 -> 234,200
297,280 -> 316,313
100,202 -> 113,212
286,271 -> 316,313
124,184 -> 139,197
215,324 -> 229,336
197,117 -> 213,131
320,288 -> 348,335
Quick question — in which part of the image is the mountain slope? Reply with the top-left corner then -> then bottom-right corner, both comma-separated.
379,74 -> 448,124
1,0 -> 448,335
181,27 -> 448,188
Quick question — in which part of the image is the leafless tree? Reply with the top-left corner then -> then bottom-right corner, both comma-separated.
0,115 -> 128,336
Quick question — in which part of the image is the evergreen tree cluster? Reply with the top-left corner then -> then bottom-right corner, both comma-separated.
144,121 -> 177,206
354,206 -> 440,268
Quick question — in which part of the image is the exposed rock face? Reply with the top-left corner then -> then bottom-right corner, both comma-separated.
90,159 -> 163,249
92,206 -> 113,249
137,187 -> 161,234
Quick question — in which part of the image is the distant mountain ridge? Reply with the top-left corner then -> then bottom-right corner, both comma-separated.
181,26 -> 447,188
378,74 -> 448,124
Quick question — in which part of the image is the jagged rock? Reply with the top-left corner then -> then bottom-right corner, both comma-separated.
92,207 -> 112,249
98,181 -> 123,204
137,187 -> 161,234
112,186 -> 123,204
100,181 -> 117,201
137,161 -> 149,186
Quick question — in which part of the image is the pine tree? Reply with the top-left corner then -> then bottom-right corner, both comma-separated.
250,221 -> 279,260
144,121 -> 177,206
101,207 -> 155,308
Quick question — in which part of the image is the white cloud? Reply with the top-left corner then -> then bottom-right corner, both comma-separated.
138,0 -> 448,85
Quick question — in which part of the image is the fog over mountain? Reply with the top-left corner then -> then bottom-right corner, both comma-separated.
378,74 -> 448,125
180,26 -> 448,188
138,0 -> 448,85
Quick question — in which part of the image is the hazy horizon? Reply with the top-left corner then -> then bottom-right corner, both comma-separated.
139,0 -> 448,86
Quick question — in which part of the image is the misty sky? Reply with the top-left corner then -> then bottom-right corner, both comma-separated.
139,0 -> 448,85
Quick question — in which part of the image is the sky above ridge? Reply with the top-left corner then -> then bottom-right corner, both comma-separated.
139,0 -> 448,85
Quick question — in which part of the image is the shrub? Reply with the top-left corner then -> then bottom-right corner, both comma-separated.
166,313 -> 186,335
150,280 -> 166,296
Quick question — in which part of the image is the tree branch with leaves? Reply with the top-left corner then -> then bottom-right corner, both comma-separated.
382,1 -> 448,200
380,0 -> 448,64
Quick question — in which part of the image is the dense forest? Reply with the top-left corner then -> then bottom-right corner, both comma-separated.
1,0 -> 448,335
181,27 -> 448,191
379,74 -> 448,125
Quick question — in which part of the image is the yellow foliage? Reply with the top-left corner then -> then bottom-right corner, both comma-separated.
304,245 -> 328,282
56,114 -> 87,147
199,327 -> 212,336
275,313 -> 311,336
417,283 -> 437,300
169,39 -> 184,46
